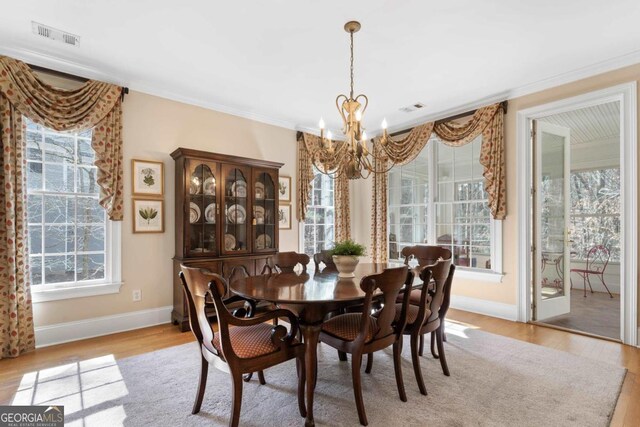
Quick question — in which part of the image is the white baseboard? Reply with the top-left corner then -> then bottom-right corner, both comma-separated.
450,295 -> 518,321
34,306 -> 173,348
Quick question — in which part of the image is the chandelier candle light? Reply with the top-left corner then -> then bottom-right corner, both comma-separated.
316,20 -> 394,179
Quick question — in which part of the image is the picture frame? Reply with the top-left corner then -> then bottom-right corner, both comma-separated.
278,204 -> 292,230
132,159 -> 164,197
133,198 -> 164,233
278,176 -> 291,202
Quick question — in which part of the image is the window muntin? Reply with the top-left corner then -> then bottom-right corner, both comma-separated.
25,117 -> 108,287
388,135 -> 497,271
303,168 -> 335,256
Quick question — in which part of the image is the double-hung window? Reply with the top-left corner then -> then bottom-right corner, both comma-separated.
301,167 -> 335,256
388,135 -> 502,277
25,117 -> 121,301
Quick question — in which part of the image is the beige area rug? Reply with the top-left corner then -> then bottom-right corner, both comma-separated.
12,323 -> 625,426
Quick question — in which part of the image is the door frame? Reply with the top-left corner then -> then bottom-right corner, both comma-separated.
516,82 -> 638,346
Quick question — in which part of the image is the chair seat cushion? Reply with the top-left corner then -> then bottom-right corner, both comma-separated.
321,313 -> 378,342
213,323 -> 280,359
396,289 -> 422,305
393,303 -> 431,325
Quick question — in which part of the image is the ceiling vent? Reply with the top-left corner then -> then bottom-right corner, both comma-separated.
399,102 -> 425,113
31,22 -> 80,47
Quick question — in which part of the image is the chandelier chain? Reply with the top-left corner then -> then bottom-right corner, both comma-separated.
349,30 -> 354,100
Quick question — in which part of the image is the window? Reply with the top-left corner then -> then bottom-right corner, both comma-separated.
570,168 -> 620,262
388,135 -> 501,274
301,167 -> 335,256
25,117 -> 121,300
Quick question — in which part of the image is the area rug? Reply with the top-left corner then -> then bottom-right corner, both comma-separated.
13,323 -> 625,426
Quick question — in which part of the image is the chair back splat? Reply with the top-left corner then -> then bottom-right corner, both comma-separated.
401,245 -> 452,268
265,251 -> 311,274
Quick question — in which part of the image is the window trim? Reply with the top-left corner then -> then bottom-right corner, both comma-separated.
387,137 -> 504,281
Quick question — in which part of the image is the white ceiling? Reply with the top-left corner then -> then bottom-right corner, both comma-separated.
2,1 -> 640,135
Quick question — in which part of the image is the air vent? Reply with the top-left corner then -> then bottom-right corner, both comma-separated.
32,22 -> 80,47
399,102 -> 425,113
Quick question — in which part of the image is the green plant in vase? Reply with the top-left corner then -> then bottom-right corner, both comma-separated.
331,239 -> 366,278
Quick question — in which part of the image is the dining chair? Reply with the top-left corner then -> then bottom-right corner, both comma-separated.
399,245 -> 452,305
319,265 -> 413,426
569,245 -> 613,298
263,251 -> 310,274
313,249 -> 336,270
424,259 -> 456,373
403,260 -> 455,394
179,265 -> 306,427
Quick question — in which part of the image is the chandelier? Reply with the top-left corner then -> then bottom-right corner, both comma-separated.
316,21 -> 394,179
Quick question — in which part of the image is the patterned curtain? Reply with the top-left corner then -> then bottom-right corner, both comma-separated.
369,103 -> 506,262
296,133 -> 314,221
0,101 -> 34,359
0,56 -> 124,358
334,172 -> 351,241
0,56 -> 125,220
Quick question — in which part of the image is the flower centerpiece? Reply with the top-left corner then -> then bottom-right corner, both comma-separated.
331,239 -> 366,278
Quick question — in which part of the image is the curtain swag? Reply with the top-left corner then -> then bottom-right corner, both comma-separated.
369,102 -> 505,261
297,132 -> 351,241
0,56 -> 125,221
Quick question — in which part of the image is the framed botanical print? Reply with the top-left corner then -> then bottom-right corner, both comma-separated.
278,204 -> 292,230
278,176 -> 291,202
133,198 -> 164,233
132,159 -> 164,197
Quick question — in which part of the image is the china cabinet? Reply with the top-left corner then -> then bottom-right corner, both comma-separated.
171,148 -> 283,331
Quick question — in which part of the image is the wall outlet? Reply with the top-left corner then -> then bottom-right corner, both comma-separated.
132,289 -> 142,302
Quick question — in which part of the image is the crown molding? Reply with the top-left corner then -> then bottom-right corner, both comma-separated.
3,45 -> 640,135
0,45 -> 298,131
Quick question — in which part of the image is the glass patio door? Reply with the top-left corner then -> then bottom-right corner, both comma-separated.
534,120 -> 572,320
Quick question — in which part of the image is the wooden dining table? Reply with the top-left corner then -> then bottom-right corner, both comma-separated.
230,262 -> 408,427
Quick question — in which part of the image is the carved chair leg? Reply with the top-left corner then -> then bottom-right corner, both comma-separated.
393,337 -> 407,402
296,356 -> 307,418
192,355 -> 209,414
338,350 -> 348,361
351,352 -> 368,426
365,352 -> 373,374
436,326 -> 450,377
258,370 -> 266,385
230,371 -> 244,427
418,333 -> 424,357
430,332 -> 439,359
411,333 -> 427,395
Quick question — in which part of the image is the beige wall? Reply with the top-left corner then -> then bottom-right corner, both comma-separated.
33,91 -> 299,326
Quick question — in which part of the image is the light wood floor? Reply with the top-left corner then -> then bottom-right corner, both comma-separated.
0,310 -> 638,426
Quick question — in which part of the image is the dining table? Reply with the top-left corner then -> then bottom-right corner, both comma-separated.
230,261 -> 411,427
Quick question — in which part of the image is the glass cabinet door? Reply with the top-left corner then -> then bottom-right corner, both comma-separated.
253,170 -> 277,252
221,164 -> 251,254
186,159 -> 219,256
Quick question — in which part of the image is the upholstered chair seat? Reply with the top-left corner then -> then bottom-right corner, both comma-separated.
213,323 -> 294,359
321,313 -> 379,342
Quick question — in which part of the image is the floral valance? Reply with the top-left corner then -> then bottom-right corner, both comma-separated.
0,56 -> 124,220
